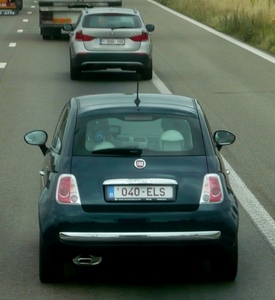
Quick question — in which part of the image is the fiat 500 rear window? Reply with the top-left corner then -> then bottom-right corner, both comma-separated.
73,114 -> 205,156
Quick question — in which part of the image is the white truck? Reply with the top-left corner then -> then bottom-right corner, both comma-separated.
39,0 -> 122,39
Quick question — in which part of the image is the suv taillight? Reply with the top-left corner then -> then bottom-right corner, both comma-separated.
200,174 -> 223,203
130,31 -> 149,42
56,174 -> 81,204
75,30 -> 94,41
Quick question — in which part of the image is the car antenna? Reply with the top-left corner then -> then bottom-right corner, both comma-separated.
134,74 -> 141,107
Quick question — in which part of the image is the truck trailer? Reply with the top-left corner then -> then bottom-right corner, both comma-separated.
39,0 -> 122,39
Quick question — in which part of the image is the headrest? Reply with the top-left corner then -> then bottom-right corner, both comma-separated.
93,141 -> 115,151
160,130 -> 184,151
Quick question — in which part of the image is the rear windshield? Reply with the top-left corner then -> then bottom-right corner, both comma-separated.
73,114 -> 205,156
82,13 -> 142,29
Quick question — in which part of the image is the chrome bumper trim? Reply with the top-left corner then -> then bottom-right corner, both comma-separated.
59,231 -> 221,242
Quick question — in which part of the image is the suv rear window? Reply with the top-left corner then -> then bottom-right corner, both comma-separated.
82,14 -> 142,29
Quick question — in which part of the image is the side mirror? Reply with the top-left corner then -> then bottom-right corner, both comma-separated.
24,130 -> 48,155
214,130 -> 236,151
146,24 -> 155,32
63,24 -> 74,31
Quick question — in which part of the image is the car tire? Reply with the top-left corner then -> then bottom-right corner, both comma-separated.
39,235 -> 64,283
70,59 -> 82,80
42,35 -> 51,40
210,240 -> 238,281
140,63 -> 153,80
18,0 -> 23,10
109,0 -> 122,6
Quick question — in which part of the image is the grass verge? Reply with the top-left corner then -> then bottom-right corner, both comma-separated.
155,0 -> 275,54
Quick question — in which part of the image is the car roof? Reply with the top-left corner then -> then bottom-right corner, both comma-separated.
74,93 -> 199,118
83,7 -> 140,15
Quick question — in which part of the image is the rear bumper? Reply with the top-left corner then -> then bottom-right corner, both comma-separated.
71,52 -> 152,71
40,207 -> 238,257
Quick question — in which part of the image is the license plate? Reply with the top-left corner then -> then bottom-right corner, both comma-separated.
0,10 -> 17,15
100,38 -> 125,45
106,185 -> 174,201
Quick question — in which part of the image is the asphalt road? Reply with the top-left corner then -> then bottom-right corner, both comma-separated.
1,0 -> 275,299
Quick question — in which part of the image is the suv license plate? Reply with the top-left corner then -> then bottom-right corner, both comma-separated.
100,38 -> 125,45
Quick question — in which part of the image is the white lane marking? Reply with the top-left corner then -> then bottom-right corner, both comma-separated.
23,19 -> 28,22
17,29 -> 24,33
31,5 -> 35,8
152,72 -> 275,249
224,160 -> 275,248
148,0 -> 275,65
152,73 -> 171,94
27,11 -> 32,14
1,37 -> 17,71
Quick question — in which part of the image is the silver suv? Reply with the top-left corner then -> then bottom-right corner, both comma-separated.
64,7 -> 155,80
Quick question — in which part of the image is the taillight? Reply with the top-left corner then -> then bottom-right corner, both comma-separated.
75,30 -> 94,42
200,174 -> 223,203
130,31 -> 149,42
56,174 -> 81,205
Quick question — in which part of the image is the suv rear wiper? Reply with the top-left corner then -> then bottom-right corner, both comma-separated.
68,4 -> 93,8
111,26 -> 133,30
92,148 -> 142,156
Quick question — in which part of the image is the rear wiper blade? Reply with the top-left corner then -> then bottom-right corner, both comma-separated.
92,148 -> 142,156
68,4 -> 93,8
111,26 -> 132,30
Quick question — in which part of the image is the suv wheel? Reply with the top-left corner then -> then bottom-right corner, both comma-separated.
70,59 -> 82,80
140,63 -> 153,80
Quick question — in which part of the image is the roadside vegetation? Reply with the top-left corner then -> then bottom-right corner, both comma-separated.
155,0 -> 275,54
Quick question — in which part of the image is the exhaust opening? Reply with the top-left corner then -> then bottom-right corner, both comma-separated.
73,255 -> 102,266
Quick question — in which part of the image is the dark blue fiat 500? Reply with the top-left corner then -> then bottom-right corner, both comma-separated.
24,92 -> 238,283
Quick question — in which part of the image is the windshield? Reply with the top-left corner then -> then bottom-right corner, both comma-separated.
73,114 -> 205,156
